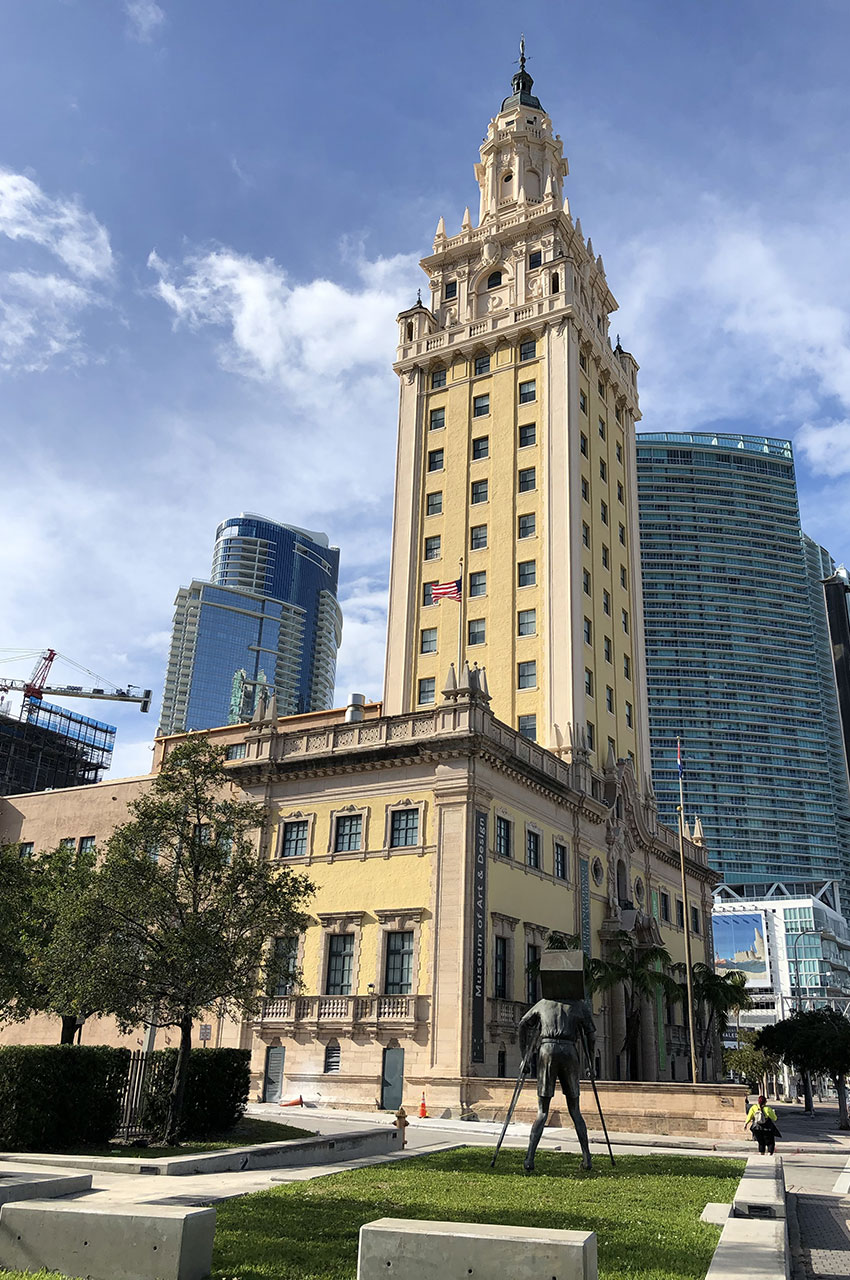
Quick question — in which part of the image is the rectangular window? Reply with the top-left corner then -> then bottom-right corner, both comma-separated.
518,512 -> 536,539
579,351 -> 587,371
554,843 -> 567,880
581,476 -> 589,501
619,522 -> 626,545
431,368 -> 446,388
582,521 -> 590,547
580,432 -> 588,457
472,435 -> 489,460
473,394 -> 490,417
494,935 -> 508,999
519,422 -> 536,447
518,713 -> 537,741
518,660 -> 537,689
604,636 -> 612,662
468,617 -> 486,646
526,944 -> 541,1005
326,934 -> 354,995
18,842 -> 34,857
690,905 -> 701,935
420,627 -> 437,654
600,499 -> 608,525
617,481 -> 624,503
474,353 -> 491,376
426,491 -> 442,516
676,899 -> 685,930
518,380 -> 536,404
429,407 -> 445,430
444,280 -> 457,299
424,535 -> 441,560
496,815 -> 512,858
528,251 -> 542,270
272,936 -> 299,997
598,417 -> 606,439
385,930 -> 414,994
324,1043 -> 341,1073
615,403 -> 622,423
598,379 -> 605,399
390,808 -> 419,847
608,736 -> 616,759
518,560 -> 536,587
334,813 -> 362,852
79,836 -> 96,853
616,440 -> 623,462
281,819 -> 308,858
60,838 -> 75,852
579,390 -> 587,414
624,654 -> 631,679
518,608 -> 536,636
427,448 -> 443,472
599,459 -> 607,481
601,543 -> 609,568
470,523 -> 488,550
423,581 -> 436,606
584,617 -> 592,644
622,609 -> 630,634
470,570 -> 487,597
471,478 -> 488,503
602,588 -> 611,615
660,892 -> 671,924
585,668 -> 594,696
625,701 -> 633,727
526,829 -> 540,869
418,677 -> 436,705
518,467 -> 536,492
583,568 -> 591,595
519,337 -> 536,361
586,721 -> 595,749
606,686 -> 614,713
620,565 -> 627,588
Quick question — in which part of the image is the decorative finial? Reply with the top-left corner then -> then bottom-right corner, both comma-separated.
417,288 -> 422,304
519,34 -> 526,71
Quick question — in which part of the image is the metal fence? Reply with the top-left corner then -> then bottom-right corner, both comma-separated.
116,1050 -> 173,1140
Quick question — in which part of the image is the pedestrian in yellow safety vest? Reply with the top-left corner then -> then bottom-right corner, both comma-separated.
744,1095 -> 781,1155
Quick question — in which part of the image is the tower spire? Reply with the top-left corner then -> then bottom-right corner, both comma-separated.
502,35 -> 541,110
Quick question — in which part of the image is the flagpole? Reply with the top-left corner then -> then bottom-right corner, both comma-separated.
457,557 -> 464,675
677,735 -> 700,1085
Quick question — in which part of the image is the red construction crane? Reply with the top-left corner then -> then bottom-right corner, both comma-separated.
0,649 -> 151,714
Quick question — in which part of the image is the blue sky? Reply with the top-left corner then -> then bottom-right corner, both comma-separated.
2,1 -> 850,776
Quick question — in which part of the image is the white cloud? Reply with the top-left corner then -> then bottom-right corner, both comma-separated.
0,170 -> 113,372
796,421 -> 850,477
124,1 -> 165,43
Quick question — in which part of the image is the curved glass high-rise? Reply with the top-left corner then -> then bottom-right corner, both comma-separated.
159,515 -> 342,735
636,433 -> 850,905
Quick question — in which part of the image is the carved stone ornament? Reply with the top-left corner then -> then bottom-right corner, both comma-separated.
455,265 -> 469,280
405,369 -> 416,384
482,240 -> 500,264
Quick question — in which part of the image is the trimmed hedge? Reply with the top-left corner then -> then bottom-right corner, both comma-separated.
142,1047 -> 251,1139
0,1045 -> 129,1151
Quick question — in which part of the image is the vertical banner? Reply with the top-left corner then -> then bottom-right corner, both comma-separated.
471,808 -> 488,1063
579,857 -> 591,957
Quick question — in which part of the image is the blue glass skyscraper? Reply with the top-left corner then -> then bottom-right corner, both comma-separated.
159,515 -> 342,735
636,433 -> 850,904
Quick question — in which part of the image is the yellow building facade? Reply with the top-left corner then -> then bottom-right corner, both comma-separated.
383,55 -> 650,789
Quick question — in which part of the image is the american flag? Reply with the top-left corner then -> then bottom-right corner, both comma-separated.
432,579 -> 462,602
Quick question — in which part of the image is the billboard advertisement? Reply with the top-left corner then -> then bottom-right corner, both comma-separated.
712,911 -> 770,988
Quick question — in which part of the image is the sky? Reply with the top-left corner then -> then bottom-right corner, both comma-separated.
2,0 -> 850,778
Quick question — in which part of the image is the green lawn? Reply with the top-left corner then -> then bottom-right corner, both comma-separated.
212,1148 -> 745,1280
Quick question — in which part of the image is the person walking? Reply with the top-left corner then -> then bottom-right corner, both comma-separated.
744,1095 -> 781,1154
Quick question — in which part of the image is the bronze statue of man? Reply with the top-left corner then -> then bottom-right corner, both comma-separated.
518,950 -> 596,1173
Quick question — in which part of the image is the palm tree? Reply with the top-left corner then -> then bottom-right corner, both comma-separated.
589,931 -> 681,1080
690,964 -> 752,1081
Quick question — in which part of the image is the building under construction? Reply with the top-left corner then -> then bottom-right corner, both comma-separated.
0,700 -> 116,797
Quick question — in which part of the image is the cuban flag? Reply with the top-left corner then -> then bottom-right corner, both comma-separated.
677,740 -> 684,779
433,579 -> 462,602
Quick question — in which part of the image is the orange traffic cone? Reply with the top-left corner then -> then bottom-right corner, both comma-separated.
279,1095 -> 303,1107
419,1091 -> 428,1118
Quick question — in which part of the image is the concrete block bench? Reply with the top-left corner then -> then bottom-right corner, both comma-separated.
705,1218 -> 789,1280
0,1165 -> 92,1207
733,1155 -> 786,1220
357,1217 -> 597,1280
0,1199 -> 215,1280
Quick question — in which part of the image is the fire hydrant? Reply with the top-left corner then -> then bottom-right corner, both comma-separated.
394,1106 -> 409,1147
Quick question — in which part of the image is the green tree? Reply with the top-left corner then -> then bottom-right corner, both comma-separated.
50,737 -> 314,1144
588,931 -> 681,1080
724,1029 -> 780,1092
759,1009 -> 850,1129
0,840 -> 101,1043
691,964 -> 752,1081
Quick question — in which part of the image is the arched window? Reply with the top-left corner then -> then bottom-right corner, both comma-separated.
486,271 -> 502,289
551,271 -> 560,295
405,321 -> 414,342
616,858 -> 630,907
323,1040 -> 341,1073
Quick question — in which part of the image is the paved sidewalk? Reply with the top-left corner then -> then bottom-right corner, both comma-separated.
795,1192 -> 850,1280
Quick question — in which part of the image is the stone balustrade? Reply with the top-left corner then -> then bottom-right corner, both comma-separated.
259,994 -> 428,1032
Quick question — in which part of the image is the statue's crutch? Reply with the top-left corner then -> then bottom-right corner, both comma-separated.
581,1028 -> 615,1167
490,1055 -> 530,1168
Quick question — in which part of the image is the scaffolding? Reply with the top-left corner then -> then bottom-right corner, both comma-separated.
0,700 -> 116,797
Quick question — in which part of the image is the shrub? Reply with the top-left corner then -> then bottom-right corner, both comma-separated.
0,1045 -> 129,1151
142,1047 -> 251,1139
